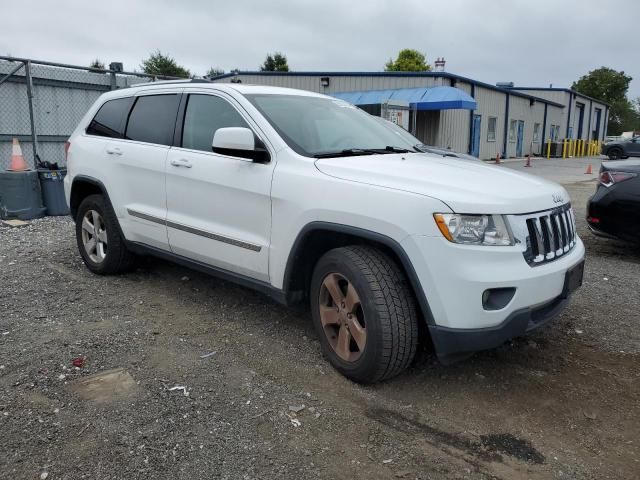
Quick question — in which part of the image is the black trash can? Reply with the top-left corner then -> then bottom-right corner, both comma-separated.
38,169 -> 70,216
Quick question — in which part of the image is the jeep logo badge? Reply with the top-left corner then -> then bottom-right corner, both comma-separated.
552,194 -> 564,204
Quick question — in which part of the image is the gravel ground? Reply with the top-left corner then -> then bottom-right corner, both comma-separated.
1,181 -> 638,480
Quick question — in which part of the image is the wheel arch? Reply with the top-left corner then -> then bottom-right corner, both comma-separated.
69,175 -> 112,220
282,222 -> 435,326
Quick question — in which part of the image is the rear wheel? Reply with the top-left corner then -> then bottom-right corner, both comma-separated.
75,194 -> 135,275
310,246 -> 419,383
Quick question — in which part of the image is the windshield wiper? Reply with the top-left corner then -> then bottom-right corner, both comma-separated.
383,146 -> 412,153
313,148 -> 383,158
313,146 -> 413,158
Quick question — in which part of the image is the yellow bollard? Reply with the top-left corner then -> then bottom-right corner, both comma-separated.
569,139 -> 574,157
546,138 -> 551,159
562,139 -> 567,159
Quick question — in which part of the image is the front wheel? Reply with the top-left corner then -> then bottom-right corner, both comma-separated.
310,246 -> 419,383
608,148 -> 624,160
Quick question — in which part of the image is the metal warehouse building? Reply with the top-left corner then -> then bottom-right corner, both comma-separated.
212,71 -> 608,160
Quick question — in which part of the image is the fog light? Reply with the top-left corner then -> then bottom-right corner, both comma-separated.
482,288 -> 516,311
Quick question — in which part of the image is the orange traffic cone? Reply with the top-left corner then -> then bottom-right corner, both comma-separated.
584,164 -> 593,175
7,138 -> 29,172
495,153 -> 501,164
525,155 -> 532,167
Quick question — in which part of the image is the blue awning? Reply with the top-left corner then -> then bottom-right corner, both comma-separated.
331,86 -> 477,110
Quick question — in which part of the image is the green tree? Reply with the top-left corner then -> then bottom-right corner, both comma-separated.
572,67 -> 638,135
385,49 -> 431,72
206,67 -> 225,78
89,59 -> 106,71
260,52 -> 289,72
140,51 -> 190,78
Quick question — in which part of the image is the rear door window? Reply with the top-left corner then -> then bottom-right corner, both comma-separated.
181,94 -> 249,152
125,94 -> 180,146
86,97 -> 132,138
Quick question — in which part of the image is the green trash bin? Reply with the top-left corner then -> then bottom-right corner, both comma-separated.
38,169 -> 70,216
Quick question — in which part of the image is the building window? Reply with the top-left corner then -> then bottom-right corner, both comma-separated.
533,123 -> 541,143
509,120 -> 517,143
550,125 -> 560,141
487,117 -> 497,142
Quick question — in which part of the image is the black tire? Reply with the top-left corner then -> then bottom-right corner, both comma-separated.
75,194 -> 135,275
608,148 -> 623,160
310,245 -> 419,383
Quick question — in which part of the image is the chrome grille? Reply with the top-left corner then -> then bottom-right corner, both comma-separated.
509,204 -> 577,266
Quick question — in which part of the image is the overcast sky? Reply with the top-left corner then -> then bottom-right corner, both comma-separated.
3,0 -> 638,98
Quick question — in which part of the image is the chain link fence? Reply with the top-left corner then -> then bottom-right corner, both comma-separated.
0,56 -> 181,170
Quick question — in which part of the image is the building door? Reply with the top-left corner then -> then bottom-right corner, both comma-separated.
471,114 -> 481,157
576,103 -> 585,139
516,120 -> 524,157
593,108 -> 602,140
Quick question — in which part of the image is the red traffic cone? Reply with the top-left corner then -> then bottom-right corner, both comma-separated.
7,138 -> 29,172
584,164 -> 593,175
525,155 -> 532,167
495,153 -> 501,164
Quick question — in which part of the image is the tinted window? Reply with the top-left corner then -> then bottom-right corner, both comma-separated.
125,94 -> 180,145
86,97 -> 131,138
182,95 -> 249,152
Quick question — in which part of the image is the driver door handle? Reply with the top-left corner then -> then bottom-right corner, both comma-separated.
106,146 -> 122,156
170,158 -> 192,168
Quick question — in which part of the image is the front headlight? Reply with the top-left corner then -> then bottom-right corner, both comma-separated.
433,213 -> 513,246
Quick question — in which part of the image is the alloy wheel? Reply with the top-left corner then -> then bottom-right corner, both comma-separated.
81,209 -> 108,263
318,273 -> 367,362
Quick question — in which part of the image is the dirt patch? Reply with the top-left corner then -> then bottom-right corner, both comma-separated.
67,368 -> 140,404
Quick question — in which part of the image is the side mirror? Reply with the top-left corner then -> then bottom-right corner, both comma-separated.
212,127 -> 269,163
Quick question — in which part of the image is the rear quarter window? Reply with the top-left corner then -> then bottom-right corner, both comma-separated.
86,97 -> 132,138
125,94 -> 180,146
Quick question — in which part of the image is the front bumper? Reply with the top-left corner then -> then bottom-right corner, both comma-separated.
430,293 -> 569,364
401,234 -> 585,362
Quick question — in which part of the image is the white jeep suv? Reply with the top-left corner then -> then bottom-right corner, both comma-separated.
64,81 -> 585,383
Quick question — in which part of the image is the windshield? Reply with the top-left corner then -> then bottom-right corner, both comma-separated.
370,115 -> 422,146
245,94 -> 417,157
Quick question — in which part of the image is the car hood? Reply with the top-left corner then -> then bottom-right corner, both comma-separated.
315,153 -> 569,214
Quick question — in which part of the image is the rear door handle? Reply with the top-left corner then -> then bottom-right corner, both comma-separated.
170,159 -> 192,168
106,146 -> 122,156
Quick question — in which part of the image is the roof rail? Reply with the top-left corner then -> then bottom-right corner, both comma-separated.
129,78 -> 213,88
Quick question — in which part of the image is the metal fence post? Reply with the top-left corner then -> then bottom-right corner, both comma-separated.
24,60 -> 40,168
110,71 -> 116,90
